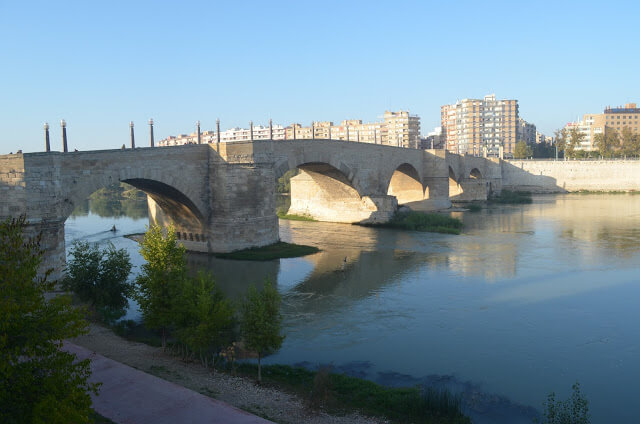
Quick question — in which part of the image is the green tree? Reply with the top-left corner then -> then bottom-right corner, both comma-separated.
276,169 -> 299,194
513,140 -> 533,159
239,280 -> 285,383
566,128 -> 585,159
594,130 -> 620,158
174,272 -> 235,368
619,127 -> 640,157
538,382 -> 590,424
0,216 -> 99,424
554,129 -> 567,158
63,241 -> 133,323
134,224 -> 186,350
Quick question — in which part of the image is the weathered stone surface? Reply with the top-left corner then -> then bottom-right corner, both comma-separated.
1,142 -> 508,278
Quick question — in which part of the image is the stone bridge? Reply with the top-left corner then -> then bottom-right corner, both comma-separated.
0,140 -> 501,279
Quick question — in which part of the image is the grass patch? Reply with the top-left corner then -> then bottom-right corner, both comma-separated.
277,211 -> 317,221
574,189 -> 638,195
214,241 -> 319,261
489,190 -> 532,204
231,363 -> 469,424
111,319 -> 163,347
362,211 -> 463,235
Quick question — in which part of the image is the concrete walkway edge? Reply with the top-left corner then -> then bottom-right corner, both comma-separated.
63,342 -> 274,424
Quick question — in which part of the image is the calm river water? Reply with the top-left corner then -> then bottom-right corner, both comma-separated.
65,194 -> 640,424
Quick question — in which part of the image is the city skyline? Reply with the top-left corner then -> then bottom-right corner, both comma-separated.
1,0 -> 639,154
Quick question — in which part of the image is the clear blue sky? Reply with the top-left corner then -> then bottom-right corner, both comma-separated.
1,0 -> 638,153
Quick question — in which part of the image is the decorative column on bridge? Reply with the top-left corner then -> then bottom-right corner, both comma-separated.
130,121 -> 135,148
269,119 -> 273,140
249,121 -> 253,141
196,120 -> 201,144
292,124 -> 296,140
44,122 -> 50,152
346,125 -> 349,142
216,118 -> 221,143
61,119 -> 68,152
149,118 -> 155,147
311,122 -> 315,139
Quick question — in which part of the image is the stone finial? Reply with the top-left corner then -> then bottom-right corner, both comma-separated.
149,118 -> 155,147
130,121 -> 135,149
44,122 -> 51,152
61,119 -> 68,152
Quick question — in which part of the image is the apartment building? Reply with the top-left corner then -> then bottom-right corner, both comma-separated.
158,111 -> 420,148
441,94 -> 519,157
517,118 -> 537,145
563,103 -> 640,151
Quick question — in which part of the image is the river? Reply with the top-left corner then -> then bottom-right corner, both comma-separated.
65,194 -> 640,424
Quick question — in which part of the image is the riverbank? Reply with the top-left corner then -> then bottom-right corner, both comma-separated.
73,324 -> 384,424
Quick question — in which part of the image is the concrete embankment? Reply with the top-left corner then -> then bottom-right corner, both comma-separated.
502,160 -> 640,193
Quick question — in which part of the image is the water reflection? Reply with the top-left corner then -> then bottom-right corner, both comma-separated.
66,193 -> 640,424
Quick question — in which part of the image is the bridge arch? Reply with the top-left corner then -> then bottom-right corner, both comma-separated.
63,170 -> 205,229
469,168 -> 483,179
386,163 -> 425,204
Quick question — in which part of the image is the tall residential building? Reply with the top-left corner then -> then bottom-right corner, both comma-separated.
517,118 -> 537,145
563,103 -> 640,151
383,111 -> 421,149
441,94 -> 519,157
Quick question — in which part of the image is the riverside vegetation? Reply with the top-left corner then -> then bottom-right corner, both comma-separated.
363,211 -> 464,235
64,222 -> 472,423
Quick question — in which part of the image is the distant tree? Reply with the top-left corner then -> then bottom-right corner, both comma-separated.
513,140 -> 533,159
134,224 -> 186,350
63,241 -> 133,323
277,169 -> 299,194
565,128 -> 585,159
594,131 -> 620,158
533,142 -> 555,159
619,127 -> 640,157
174,272 -> 235,368
554,129 -> 567,158
538,382 -> 590,424
239,280 -> 285,383
0,216 -> 99,424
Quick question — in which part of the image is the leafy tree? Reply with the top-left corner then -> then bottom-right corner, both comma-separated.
63,241 -> 133,323
276,169 -> 299,194
619,127 -> 640,157
566,128 -> 585,159
594,131 -> 620,158
554,129 -> 567,158
239,280 -> 285,383
134,224 -> 186,350
533,142 -> 555,159
538,382 -> 590,424
0,216 -> 99,423
514,140 -> 533,159
174,272 -> 235,368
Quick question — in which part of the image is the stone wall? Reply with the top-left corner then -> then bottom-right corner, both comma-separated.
502,160 -> 640,192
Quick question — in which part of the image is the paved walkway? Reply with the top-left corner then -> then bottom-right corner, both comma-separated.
63,342 -> 273,424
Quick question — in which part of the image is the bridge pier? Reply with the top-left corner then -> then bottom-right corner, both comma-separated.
288,170 -> 397,223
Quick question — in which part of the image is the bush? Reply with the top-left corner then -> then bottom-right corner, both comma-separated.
539,382 -> 590,424
0,216 -> 98,423
365,211 -> 463,234
63,241 -> 133,323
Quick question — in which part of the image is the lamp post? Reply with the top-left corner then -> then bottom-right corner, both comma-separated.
149,118 -> 155,147
61,119 -> 68,152
196,120 -> 201,144
44,122 -> 50,152
130,121 -> 135,149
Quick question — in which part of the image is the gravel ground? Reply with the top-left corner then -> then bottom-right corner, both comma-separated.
72,324 -> 387,424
